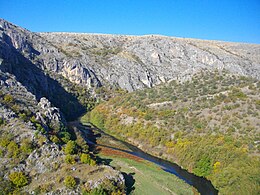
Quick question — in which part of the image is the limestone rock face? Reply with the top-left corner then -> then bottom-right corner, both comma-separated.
0,18 -> 259,195
0,19 -> 101,90
36,97 -> 66,132
1,18 -> 259,94
0,103 -> 16,120
26,143 -> 64,174
84,165 -> 125,190
39,33 -> 260,91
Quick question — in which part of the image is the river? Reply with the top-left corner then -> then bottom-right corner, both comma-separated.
74,121 -> 218,195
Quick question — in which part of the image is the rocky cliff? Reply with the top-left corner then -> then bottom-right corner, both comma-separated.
40,32 -> 260,91
1,19 -> 259,95
0,18 -> 259,194
0,19 -> 125,194
1,18 -> 259,117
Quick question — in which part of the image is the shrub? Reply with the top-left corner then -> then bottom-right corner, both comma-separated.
80,153 -> 91,164
50,135 -> 60,144
3,94 -> 14,105
20,139 -> 34,154
8,172 -> 28,188
59,131 -> 71,143
0,137 -> 11,147
64,141 -> 77,155
18,113 -> 27,121
7,141 -> 19,158
193,156 -> 212,177
88,186 -> 107,195
64,176 -> 76,189
65,155 -> 76,164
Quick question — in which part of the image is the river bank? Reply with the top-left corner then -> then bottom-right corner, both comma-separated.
73,120 -> 218,195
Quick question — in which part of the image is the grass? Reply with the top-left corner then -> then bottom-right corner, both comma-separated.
88,70 -> 260,194
99,151 -> 194,195
94,138 -> 194,195
80,120 -> 195,195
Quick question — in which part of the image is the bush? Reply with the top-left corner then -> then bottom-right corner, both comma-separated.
50,135 -> 60,144
65,155 -> 76,164
64,141 -> 77,155
64,176 -> 76,189
80,153 -> 96,166
7,141 -> 19,158
3,94 -> 14,105
59,131 -> 71,143
80,153 -> 91,164
193,156 -> 212,177
20,139 -> 34,154
88,186 -> 107,195
8,172 -> 28,188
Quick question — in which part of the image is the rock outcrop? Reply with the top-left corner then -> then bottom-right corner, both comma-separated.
39,32 -> 260,91
0,18 -> 259,95
0,18 -> 259,195
36,97 -> 66,132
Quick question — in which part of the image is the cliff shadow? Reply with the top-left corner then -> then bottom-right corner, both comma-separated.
0,33 -> 85,120
122,172 -> 135,195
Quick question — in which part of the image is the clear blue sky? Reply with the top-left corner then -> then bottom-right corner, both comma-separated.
1,0 -> 260,43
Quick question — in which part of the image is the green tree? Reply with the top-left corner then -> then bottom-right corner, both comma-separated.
20,139 -> 34,154
80,153 -> 91,164
0,118 -> 4,126
36,123 -> 46,134
193,156 -> 212,177
50,135 -> 60,144
0,137 -> 11,147
65,155 -> 76,164
7,141 -> 19,158
8,172 -> 28,188
64,141 -> 77,155
3,94 -> 14,105
59,131 -> 71,143
64,176 -> 76,189
18,113 -> 27,121
30,116 -> 37,123
80,153 -> 96,166
88,186 -> 107,195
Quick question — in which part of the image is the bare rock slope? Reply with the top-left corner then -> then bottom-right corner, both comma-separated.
0,17 -> 259,195
40,32 -> 260,91
0,18 -> 259,95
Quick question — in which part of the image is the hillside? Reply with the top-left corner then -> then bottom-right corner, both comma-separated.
0,18 -> 260,194
0,19 -> 125,194
88,70 -> 260,194
1,18 -> 260,96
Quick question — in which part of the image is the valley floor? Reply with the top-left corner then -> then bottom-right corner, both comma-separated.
78,121 -> 195,195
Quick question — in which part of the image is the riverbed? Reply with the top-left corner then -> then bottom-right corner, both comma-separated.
73,121 -> 218,195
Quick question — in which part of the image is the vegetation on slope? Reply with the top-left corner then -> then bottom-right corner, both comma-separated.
88,70 -> 260,194
0,91 -> 125,194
